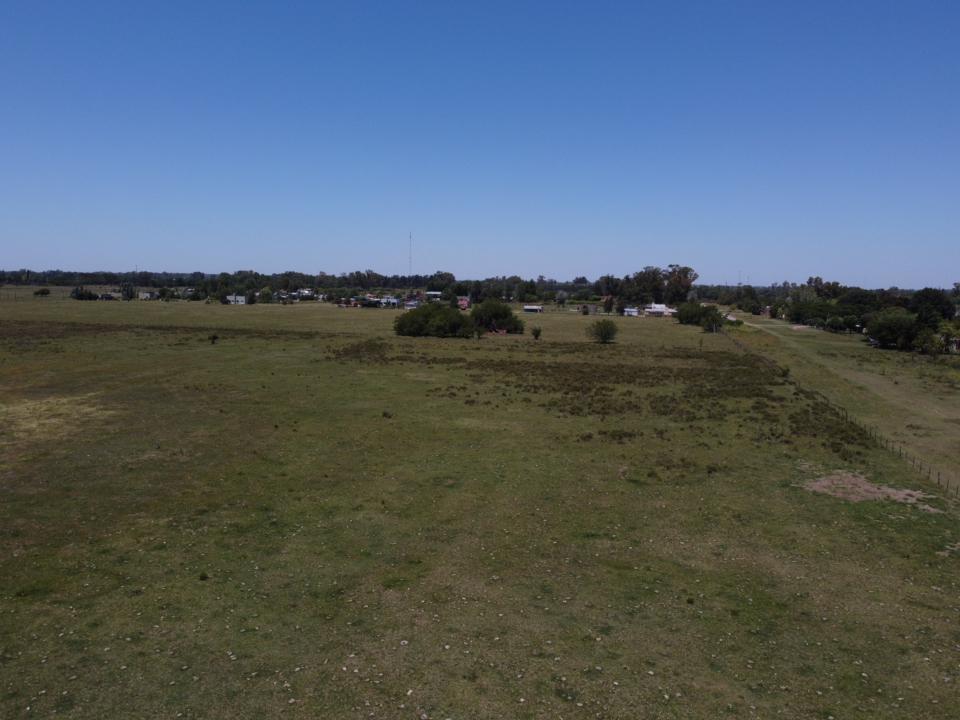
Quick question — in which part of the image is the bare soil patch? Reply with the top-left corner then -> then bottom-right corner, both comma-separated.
804,472 -> 941,513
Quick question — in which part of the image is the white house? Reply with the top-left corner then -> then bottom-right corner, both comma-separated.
624,307 -> 640,317
138,291 -> 157,301
643,303 -> 676,317
225,294 -> 246,305
523,305 -> 544,313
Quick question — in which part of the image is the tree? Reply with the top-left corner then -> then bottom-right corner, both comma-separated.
664,265 -> 698,304
700,306 -> 725,333
602,296 -> 614,314
588,319 -> 618,343
426,271 -> 456,292
677,302 -> 705,325
909,288 -> 954,330
260,287 -> 273,304
866,308 -> 918,349
825,316 -> 846,333
471,299 -> 524,334
245,289 -> 257,305
913,327 -> 945,355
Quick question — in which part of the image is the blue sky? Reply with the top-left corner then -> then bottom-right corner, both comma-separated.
2,1 -> 957,287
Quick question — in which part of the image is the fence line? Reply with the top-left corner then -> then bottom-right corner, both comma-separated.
721,330 -> 958,498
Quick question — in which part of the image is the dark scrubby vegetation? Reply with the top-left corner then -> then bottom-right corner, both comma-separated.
677,303 -> 728,332
394,303 -> 476,338
587,318 -> 618,343
330,338 -> 392,362
69,286 -> 99,300
470,298 -> 524,334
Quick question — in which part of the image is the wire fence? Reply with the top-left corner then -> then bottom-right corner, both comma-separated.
722,329 -> 959,498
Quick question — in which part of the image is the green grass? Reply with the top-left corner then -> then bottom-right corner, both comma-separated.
1,299 -> 958,719
731,315 -> 960,481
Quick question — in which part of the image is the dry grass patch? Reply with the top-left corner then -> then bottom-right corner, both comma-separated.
0,393 -> 115,449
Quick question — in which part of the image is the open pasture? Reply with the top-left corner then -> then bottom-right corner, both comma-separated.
734,316 -> 960,480
1,300 -> 957,719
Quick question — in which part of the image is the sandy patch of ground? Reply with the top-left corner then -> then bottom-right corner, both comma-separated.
804,472 -> 941,513
791,325 -> 812,331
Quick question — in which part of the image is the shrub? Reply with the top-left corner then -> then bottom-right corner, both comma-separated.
700,306 -> 725,333
531,326 -> 542,341
588,318 -> 618,343
913,327 -> 945,355
33,288 -> 50,296
394,303 -> 475,338
825,316 -> 846,333
70,286 -> 98,301
677,302 -> 704,325
470,299 -> 524,334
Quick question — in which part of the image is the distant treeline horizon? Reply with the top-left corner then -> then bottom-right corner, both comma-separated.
1,267 -> 956,298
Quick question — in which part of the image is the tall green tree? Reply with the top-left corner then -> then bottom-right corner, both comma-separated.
664,265 -> 699,304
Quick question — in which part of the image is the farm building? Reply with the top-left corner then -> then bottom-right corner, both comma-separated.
225,294 -> 246,305
643,303 -> 676,317
624,307 -> 640,317
523,305 -> 544,313
138,291 -> 158,301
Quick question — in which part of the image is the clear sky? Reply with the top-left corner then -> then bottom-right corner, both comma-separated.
2,1 -> 958,287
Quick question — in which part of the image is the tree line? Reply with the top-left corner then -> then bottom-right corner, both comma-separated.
703,277 -> 960,355
0,265 -> 699,305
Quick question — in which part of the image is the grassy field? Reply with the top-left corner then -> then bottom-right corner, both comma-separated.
731,316 -> 960,484
1,299 -> 958,719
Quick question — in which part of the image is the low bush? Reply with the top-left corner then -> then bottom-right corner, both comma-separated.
394,303 -> 475,338
588,319 -> 618,343
70,286 -> 98,301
